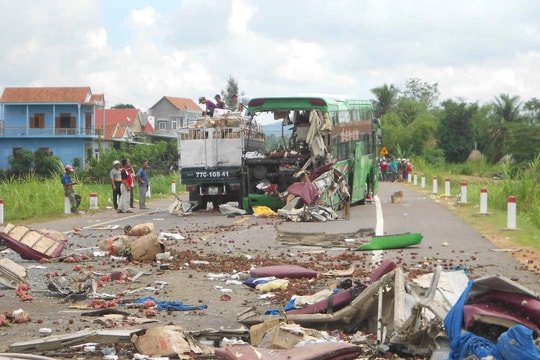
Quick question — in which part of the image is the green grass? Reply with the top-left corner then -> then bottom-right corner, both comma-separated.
0,173 -> 183,223
406,157 -> 540,251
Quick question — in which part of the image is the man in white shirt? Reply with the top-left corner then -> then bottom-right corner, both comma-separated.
232,94 -> 250,114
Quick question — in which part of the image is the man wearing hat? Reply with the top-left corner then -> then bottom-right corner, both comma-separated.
198,96 -> 217,117
61,164 -> 81,213
214,94 -> 226,109
110,160 -> 122,210
232,94 -> 251,115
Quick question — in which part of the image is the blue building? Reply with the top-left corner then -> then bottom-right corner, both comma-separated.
0,87 -> 104,170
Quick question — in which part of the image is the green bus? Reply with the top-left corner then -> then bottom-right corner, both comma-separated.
243,96 -> 381,209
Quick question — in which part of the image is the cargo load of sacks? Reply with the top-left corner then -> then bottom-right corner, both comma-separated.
98,222 -> 164,261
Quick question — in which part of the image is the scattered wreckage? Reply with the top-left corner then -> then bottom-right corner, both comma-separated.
1,219 -> 539,359
169,163 -> 353,223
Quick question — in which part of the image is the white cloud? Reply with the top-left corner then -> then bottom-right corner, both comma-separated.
84,28 -> 109,50
128,7 -> 158,28
228,0 -> 256,36
1,0 -> 540,110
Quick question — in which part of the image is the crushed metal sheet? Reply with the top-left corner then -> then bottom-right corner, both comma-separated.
0,258 -> 27,289
276,228 -> 374,247
8,328 -> 143,353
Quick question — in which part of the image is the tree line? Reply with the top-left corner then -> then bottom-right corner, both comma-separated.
5,76 -> 539,180
372,78 -> 540,164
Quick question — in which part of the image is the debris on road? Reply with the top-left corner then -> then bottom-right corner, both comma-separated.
2,214 -> 539,360
97,222 -> 165,261
131,324 -> 214,358
356,232 -> 423,251
0,223 -> 66,260
0,257 -> 27,288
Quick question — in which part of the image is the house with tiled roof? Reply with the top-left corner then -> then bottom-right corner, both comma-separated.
147,96 -> 202,138
95,108 -> 147,148
0,86 -> 102,170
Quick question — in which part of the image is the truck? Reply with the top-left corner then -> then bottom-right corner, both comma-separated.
178,96 -> 381,212
177,114 -> 265,210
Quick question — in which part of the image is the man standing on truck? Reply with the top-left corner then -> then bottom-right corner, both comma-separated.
199,96 -> 217,117
232,94 -> 250,112
214,94 -> 226,109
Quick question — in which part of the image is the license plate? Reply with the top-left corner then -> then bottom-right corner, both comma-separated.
208,186 -> 219,195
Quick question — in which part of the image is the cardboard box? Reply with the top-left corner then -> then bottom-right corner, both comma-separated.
391,191 -> 403,204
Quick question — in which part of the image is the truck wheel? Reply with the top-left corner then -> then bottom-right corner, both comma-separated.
211,196 -> 220,211
189,192 -> 205,210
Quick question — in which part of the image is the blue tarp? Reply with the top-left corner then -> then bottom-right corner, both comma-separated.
134,296 -> 208,311
444,279 -> 540,359
496,325 -> 540,360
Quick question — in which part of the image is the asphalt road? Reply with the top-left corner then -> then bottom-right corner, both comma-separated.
0,180 -> 539,355
14,180 -> 540,294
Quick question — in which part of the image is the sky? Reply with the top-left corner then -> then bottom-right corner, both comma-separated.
1,0 -> 540,115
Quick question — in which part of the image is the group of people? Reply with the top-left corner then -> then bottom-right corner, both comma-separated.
60,159 -> 150,214
109,159 -> 149,212
379,157 -> 413,182
198,94 -> 250,117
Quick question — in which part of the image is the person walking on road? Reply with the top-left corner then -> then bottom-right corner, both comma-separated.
136,160 -> 149,209
61,164 -> 81,213
389,158 -> 398,182
110,160 -> 122,210
118,159 -> 133,213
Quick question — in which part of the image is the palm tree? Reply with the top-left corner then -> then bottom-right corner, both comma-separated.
371,84 -> 399,118
492,94 -> 522,124
485,94 -> 522,162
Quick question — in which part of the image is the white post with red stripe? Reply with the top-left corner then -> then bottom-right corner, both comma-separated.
89,192 -> 98,210
64,196 -> 71,214
479,188 -> 488,214
460,182 -> 468,203
507,196 -> 517,229
413,173 -> 418,186
421,174 -> 426,188
0,199 -> 4,224
432,176 -> 438,194
445,178 -> 451,197
171,180 -> 176,194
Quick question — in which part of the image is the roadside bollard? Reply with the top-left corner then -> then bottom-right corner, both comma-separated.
421,175 -> 426,188
413,173 -> 418,186
64,196 -> 71,214
432,176 -> 438,194
89,192 -> 98,210
445,178 -> 451,197
0,199 -> 3,224
171,180 -> 176,194
507,196 -> 517,229
460,182 -> 468,203
479,188 -> 488,214
407,173 -> 412,182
